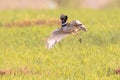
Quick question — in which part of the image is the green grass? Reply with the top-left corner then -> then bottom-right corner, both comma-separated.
0,9 -> 120,80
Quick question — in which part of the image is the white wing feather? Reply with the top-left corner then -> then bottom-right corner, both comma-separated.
80,24 -> 87,32
46,28 -> 68,49
75,20 -> 87,32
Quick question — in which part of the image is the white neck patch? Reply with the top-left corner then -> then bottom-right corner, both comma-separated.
62,22 -> 67,25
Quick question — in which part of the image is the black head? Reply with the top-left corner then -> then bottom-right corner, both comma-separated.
60,14 -> 68,23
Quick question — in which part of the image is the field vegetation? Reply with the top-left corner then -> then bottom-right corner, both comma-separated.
0,9 -> 120,80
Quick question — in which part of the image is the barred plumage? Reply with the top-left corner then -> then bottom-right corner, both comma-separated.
46,14 -> 87,49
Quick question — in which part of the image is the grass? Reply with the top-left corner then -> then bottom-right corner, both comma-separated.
0,9 -> 120,80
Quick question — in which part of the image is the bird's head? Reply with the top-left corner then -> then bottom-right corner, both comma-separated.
60,14 -> 68,23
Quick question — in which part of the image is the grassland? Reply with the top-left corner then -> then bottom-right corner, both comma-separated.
0,9 -> 120,80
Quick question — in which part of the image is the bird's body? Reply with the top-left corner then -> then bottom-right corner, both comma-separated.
62,20 -> 86,33
46,14 -> 87,49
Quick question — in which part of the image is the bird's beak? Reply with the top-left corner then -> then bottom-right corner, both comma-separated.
80,25 -> 87,32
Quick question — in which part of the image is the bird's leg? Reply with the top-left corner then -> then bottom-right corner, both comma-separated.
74,33 -> 82,43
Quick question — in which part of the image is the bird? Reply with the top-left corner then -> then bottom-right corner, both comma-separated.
46,14 -> 87,49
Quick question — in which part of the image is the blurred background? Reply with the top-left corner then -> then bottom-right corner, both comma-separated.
0,0 -> 120,10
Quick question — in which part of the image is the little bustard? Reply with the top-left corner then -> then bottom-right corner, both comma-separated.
46,14 -> 87,49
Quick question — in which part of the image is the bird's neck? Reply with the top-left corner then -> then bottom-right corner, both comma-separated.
62,22 -> 67,27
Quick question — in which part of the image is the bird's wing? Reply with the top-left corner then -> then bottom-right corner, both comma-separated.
79,24 -> 87,32
71,20 -> 87,32
46,28 -> 69,49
